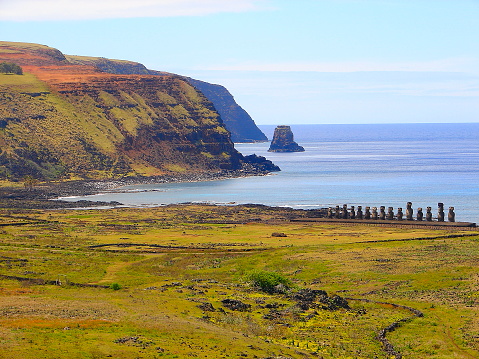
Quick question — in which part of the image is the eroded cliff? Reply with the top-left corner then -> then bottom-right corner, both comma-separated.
0,41 -> 274,180
66,54 -> 267,143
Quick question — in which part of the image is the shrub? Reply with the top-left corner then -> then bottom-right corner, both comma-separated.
110,283 -> 122,290
0,62 -> 23,75
246,270 -> 292,294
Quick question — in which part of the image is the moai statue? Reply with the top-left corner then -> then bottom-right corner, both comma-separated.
335,205 -> 341,219
397,207 -> 403,221
342,204 -> 348,219
417,207 -> 423,221
356,206 -> 363,219
406,202 -> 414,221
350,206 -> 356,219
372,207 -> 378,220
364,206 -> 371,220
387,207 -> 394,220
426,207 -> 432,221
379,206 -> 386,220
327,207 -> 333,219
448,207 -> 455,222
438,203 -> 445,222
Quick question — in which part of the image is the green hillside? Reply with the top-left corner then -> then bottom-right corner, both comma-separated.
0,41 -> 274,181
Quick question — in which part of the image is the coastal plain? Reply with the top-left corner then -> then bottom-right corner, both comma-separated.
0,204 -> 478,358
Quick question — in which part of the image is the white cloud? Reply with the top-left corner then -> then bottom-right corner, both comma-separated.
0,0 -> 267,21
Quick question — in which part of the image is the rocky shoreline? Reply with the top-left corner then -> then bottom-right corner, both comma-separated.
0,168 -> 274,210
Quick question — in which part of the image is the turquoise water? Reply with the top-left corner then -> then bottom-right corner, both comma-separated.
62,123 -> 479,223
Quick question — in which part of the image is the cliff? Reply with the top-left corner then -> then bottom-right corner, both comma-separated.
268,125 -> 305,152
185,79 -> 267,143
0,41 -> 276,181
65,55 -> 267,143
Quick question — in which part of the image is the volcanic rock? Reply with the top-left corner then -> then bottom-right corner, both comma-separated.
268,126 -> 305,152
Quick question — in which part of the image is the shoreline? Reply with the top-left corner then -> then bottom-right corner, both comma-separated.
0,169 -> 273,210
1,171 -> 477,228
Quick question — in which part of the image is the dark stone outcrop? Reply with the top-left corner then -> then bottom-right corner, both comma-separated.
291,289 -> 350,311
268,125 -> 305,153
242,154 -> 280,172
197,302 -> 216,312
221,299 -> 251,312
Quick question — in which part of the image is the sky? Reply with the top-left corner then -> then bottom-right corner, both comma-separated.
1,0 -> 478,125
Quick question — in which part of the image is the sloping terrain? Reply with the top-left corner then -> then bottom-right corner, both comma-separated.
186,78 -> 268,143
66,54 -> 268,143
0,204 -> 478,358
0,41 -> 270,180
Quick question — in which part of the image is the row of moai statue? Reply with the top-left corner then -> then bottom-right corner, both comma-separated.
327,202 -> 455,222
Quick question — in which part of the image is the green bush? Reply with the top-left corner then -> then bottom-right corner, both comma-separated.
110,283 -> 122,290
0,62 -> 23,75
246,270 -> 292,294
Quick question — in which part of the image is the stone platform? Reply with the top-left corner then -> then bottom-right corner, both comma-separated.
292,218 -> 477,229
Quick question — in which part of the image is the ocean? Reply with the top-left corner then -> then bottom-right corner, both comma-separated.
62,123 -> 479,223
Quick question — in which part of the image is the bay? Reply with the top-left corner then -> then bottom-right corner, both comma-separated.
62,123 -> 479,223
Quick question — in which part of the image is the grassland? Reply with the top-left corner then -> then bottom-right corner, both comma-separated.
0,204 -> 478,358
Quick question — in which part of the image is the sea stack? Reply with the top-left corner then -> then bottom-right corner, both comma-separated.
268,125 -> 305,152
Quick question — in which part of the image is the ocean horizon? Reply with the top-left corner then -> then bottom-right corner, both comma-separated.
61,123 -> 479,223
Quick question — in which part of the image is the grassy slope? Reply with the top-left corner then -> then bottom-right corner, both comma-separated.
0,205 -> 478,358
0,72 -> 125,179
0,70 -> 237,180
0,41 -> 240,181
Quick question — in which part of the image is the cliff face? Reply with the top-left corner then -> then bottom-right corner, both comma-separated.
185,79 -> 268,143
268,126 -> 305,153
0,41 -> 272,180
66,54 -> 267,143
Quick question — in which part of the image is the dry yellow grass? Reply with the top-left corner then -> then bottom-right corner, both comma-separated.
0,204 -> 477,358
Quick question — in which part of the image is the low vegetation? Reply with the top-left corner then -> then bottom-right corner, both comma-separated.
0,204 -> 478,358
0,62 -> 22,75
246,270 -> 293,294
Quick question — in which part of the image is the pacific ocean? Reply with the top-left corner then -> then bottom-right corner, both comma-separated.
61,123 -> 479,223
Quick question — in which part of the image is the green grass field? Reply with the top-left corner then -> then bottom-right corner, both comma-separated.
0,205 -> 478,358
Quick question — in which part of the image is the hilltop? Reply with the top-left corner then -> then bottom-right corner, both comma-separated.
0,41 -> 274,182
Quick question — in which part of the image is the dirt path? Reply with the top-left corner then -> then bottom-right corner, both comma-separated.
444,323 -> 478,359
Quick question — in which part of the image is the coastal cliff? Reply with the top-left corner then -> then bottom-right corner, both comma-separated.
66,55 -> 267,143
185,78 -> 267,143
0,41 -> 276,181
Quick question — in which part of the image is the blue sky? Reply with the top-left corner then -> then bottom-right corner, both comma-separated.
1,0 -> 478,124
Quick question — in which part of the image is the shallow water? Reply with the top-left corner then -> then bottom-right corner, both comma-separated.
61,123 -> 479,223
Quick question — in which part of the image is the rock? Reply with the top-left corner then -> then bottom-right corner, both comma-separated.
268,126 -> 305,153
327,295 -> 351,310
197,302 -> 216,312
221,299 -> 251,312
242,154 -> 280,172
